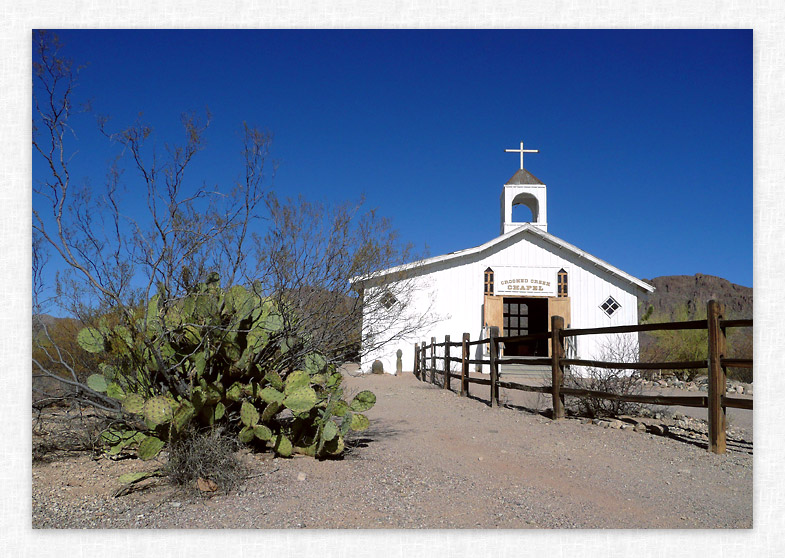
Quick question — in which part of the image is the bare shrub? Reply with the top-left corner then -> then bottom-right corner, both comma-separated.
163,429 -> 246,495
32,407 -> 112,462
564,334 -> 646,418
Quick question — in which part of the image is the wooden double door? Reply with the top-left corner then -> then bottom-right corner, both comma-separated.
484,295 -> 571,357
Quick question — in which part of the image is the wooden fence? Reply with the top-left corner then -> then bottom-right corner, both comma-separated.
413,300 -> 752,454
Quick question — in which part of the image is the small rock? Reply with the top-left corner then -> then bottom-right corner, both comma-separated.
634,423 -> 647,433
648,424 -> 668,436
478,456 -> 484,462
297,472 -> 307,481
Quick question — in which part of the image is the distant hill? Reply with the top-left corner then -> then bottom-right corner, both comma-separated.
638,274 -> 752,321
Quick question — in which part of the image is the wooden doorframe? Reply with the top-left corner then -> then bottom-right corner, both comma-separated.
484,295 -> 571,357
547,297 -> 571,356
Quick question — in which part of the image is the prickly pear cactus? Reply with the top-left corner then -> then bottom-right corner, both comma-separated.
77,273 -> 376,462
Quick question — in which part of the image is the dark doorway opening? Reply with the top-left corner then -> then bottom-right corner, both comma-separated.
503,297 -> 549,356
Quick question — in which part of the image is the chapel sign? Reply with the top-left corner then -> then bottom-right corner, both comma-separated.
493,267 -> 560,297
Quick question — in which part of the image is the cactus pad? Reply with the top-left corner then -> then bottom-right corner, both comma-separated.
350,413 -> 370,431
271,434 -> 293,457
143,396 -> 173,427
264,371 -> 284,391
172,400 -> 195,432
310,373 -> 327,386
259,387 -> 285,405
98,363 -> 117,380
240,401 -> 259,427
253,424 -> 272,441
86,374 -> 108,393
264,312 -> 283,333
122,393 -> 145,415
332,400 -> 349,417
204,383 -> 223,405
238,426 -> 255,444
106,382 -> 125,400
326,372 -> 343,388
226,382 -> 243,401
138,435 -> 165,461
304,352 -> 327,375
113,325 -> 134,349
324,434 -> 345,456
284,370 -> 309,394
118,470 -> 162,485
283,387 -> 317,414
261,402 -> 281,423
340,412 -> 353,437
349,390 -> 376,413
77,327 -> 106,354
225,285 -> 253,316
321,420 -> 338,442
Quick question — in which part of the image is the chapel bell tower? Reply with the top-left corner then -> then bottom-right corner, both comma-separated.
500,140 -> 547,235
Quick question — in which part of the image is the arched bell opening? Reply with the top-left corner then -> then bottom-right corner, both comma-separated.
511,192 -> 539,224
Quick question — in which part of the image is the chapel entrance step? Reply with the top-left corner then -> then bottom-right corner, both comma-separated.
499,363 -> 551,380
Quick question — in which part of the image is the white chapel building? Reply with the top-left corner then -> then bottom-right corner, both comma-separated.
353,141 -> 654,375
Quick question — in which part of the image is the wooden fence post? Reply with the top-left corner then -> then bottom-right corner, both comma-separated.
461,332 -> 470,397
707,300 -> 727,454
420,341 -> 426,382
489,326 -> 500,408
551,315 -> 565,419
413,343 -> 420,379
430,337 -> 436,385
443,335 -> 451,390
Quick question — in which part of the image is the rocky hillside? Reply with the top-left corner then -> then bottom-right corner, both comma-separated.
638,274 -> 752,320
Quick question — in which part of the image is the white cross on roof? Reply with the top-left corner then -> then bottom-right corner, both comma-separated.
505,140 -> 539,170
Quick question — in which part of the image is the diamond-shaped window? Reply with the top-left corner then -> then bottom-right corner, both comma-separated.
600,296 -> 621,317
381,290 -> 398,310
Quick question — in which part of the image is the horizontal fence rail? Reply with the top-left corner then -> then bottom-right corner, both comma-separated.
412,300 -> 752,455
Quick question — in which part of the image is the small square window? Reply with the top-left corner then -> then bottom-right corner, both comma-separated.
600,296 -> 621,317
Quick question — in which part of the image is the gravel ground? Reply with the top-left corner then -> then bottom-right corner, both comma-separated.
32,371 -> 752,529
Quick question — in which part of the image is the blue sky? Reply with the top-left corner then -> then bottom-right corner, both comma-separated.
33,29 -> 752,296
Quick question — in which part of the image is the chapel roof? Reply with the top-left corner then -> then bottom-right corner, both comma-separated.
505,168 -> 544,185
352,223 -> 655,294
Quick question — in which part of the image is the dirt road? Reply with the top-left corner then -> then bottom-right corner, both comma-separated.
32,372 -> 752,529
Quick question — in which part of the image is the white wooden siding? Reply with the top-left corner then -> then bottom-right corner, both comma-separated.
361,230 -> 646,375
